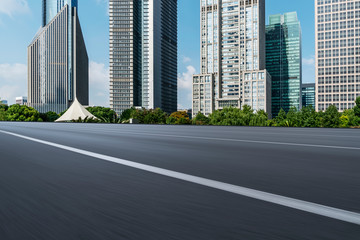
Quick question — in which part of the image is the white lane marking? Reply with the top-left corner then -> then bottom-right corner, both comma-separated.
1,129 -> 360,225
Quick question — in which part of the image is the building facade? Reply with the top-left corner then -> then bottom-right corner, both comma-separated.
109,0 -> 178,115
28,0 -> 88,113
16,97 -> 28,105
193,0 -> 271,117
266,12 -> 302,116
302,83 -> 316,108
315,0 -> 360,112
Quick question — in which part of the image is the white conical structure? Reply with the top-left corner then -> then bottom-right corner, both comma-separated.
55,98 -> 96,122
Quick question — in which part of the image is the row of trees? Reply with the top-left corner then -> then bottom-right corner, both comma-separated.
1,97 -> 360,128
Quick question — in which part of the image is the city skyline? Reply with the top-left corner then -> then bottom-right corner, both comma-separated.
0,0 -> 315,108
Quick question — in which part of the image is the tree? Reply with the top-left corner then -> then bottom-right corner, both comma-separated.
0,108 -> 6,121
342,109 -> 358,127
87,106 -> 118,123
275,108 -> 287,127
298,106 -> 318,128
40,111 -> 60,122
339,115 -> 350,128
6,105 -> 42,122
323,105 -> 340,128
120,108 -> 136,123
355,96 -> 360,117
209,107 -> 257,126
132,108 -> 167,124
167,111 -> 191,125
249,110 -> 268,126
192,112 -> 210,125
285,107 -> 300,127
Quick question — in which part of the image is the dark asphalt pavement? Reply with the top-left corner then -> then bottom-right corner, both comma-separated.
0,122 -> 359,239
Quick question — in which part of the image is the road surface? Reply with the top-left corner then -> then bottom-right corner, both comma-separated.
0,122 -> 359,239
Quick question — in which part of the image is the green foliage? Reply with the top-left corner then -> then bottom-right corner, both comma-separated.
209,106 -> 264,126
298,106 -> 318,128
323,105 -> 341,128
71,116 -> 101,123
40,111 -> 59,122
354,96 -> 360,119
209,107 -> 247,126
192,112 -> 210,125
167,111 -> 191,125
339,115 -> 350,128
120,108 -> 136,123
249,110 -> 268,126
87,106 -> 118,123
132,108 -> 167,124
0,108 -> 6,121
274,108 -> 287,127
342,109 -> 360,127
6,105 -> 42,122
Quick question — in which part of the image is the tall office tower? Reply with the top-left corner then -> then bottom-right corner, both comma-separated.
315,0 -> 360,112
28,0 -> 88,113
266,12 -> 302,116
302,83 -> 316,108
193,0 -> 272,117
109,0 -> 178,115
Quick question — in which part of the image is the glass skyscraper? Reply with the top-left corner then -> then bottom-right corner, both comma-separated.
28,0 -> 88,113
302,83 -> 316,108
266,12 -> 302,116
109,0 -> 178,115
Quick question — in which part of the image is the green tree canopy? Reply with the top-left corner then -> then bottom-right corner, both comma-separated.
6,105 -> 42,122
192,112 -> 210,125
87,106 -> 118,123
167,111 -> 191,125
132,108 -> 167,124
323,105 -> 340,128
209,106 -> 255,126
40,111 -> 60,122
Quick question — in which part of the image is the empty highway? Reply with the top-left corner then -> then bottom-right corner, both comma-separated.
0,122 -> 359,239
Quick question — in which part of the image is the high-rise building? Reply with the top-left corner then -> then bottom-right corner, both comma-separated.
109,0 -> 178,115
193,0 -> 272,117
266,12 -> 302,116
16,97 -> 28,105
315,0 -> 360,112
302,83 -> 316,108
28,0 -> 88,113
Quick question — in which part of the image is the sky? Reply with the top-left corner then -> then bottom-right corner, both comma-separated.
0,0 -> 315,108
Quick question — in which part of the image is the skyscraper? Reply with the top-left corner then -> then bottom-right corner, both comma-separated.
28,0 -> 88,113
302,83 -> 316,108
315,0 -> 360,112
109,0 -> 178,115
193,0 -> 272,117
266,12 -> 302,116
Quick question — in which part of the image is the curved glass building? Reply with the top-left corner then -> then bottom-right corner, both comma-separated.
28,0 -> 88,113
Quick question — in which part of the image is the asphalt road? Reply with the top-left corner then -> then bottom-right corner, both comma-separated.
0,122 -> 359,239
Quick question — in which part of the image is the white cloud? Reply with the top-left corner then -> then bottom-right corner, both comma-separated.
178,65 -> 196,90
182,56 -> 191,63
0,0 -> 29,17
303,56 -> 315,66
89,61 -> 109,107
0,63 -> 27,104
